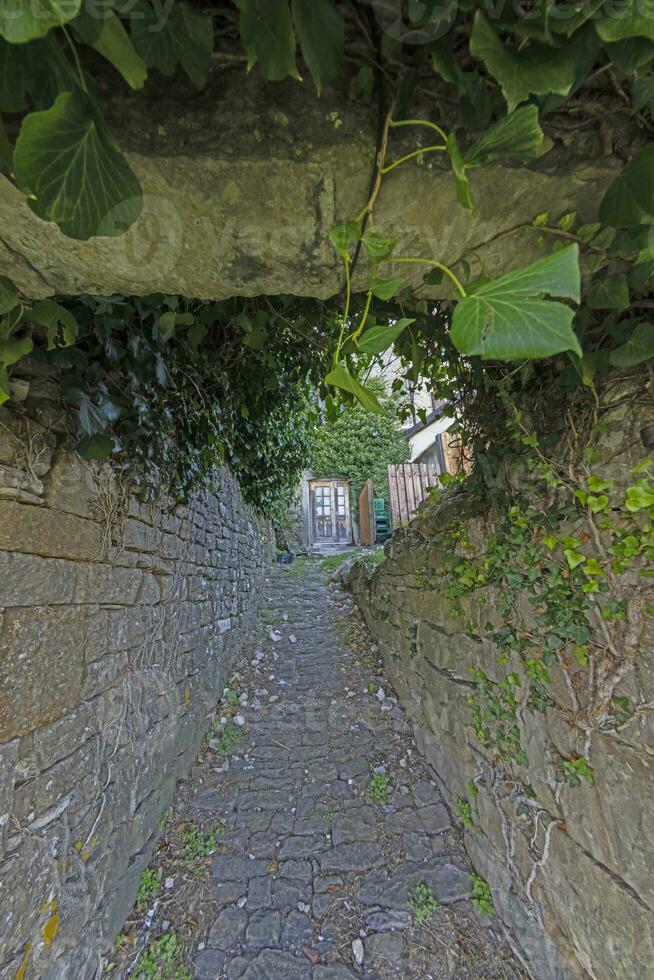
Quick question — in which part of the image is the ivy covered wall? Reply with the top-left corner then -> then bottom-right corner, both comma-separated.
348,369 -> 654,980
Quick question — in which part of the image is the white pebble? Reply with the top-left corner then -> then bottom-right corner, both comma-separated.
234,714 -> 246,727
164,877 -> 174,890
352,938 -> 364,965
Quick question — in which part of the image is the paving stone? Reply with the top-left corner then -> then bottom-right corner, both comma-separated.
245,910 -> 282,950
208,906 -> 248,949
271,877 -> 311,910
403,832 -> 431,862
319,842 -> 384,873
213,855 -> 269,880
280,910 -> 313,948
277,835 -> 328,859
194,948 -> 226,978
247,876 -> 273,909
214,881 -> 248,904
331,813 -> 376,846
278,859 -> 312,878
365,909 -> 412,932
249,832 -> 278,857
384,804 -> 450,836
413,780 -> 441,806
225,956 -> 250,979
364,931 -> 404,963
312,893 -> 334,919
240,949 -> 312,980
312,966 -> 358,978
357,860 -> 472,908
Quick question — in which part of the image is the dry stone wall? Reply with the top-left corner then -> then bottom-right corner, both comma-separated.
0,364 -> 273,979
348,380 -> 654,980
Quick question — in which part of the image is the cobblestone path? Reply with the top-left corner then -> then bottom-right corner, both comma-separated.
114,559 -> 525,979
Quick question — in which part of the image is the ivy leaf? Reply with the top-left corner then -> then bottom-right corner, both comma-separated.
564,549 -> 585,569
77,391 -> 111,434
0,275 -> 19,315
292,0 -> 344,95
599,144 -> 654,227
625,481 -> 654,511
87,11 -> 148,90
446,133 -> 473,211
0,0 -> 80,43
370,276 -> 406,300
131,1 -> 214,89
325,364 -> 383,413
329,220 -> 361,259
464,105 -> 543,167
606,37 -> 654,72
0,335 -> 33,366
238,0 -> 298,81
450,245 -> 582,360
13,90 -> 142,241
361,231 -> 396,263
357,317 -> 415,355
595,0 -> 654,43
587,273 -> 630,312
609,323 -> 654,367
75,432 -> 115,460
470,13 -> 580,111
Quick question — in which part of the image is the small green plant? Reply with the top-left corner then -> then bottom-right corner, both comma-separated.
212,722 -> 246,754
183,824 -> 225,859
407,883 -> 439,925
361,655 -> 374,668
471,874 -> 495,915
368,772 -> 390,804
555,753 -> 594,787
367,681 -> 377,694
454,795 -> 474,829
137,869 -> 162,906
223,689 -> 240,706
133,934 -> 190,980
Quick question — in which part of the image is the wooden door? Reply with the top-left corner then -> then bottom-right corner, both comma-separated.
311,479 -> 351,544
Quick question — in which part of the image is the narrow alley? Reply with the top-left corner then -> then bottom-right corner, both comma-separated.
111,558 -> 525,980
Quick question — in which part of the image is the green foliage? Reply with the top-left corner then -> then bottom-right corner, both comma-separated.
137,869 -> 161,907
211,722 -> 246,754
368,772 -> 390,804
133,933 -> 190,980
183,823 -> 225,859
407,883 -> 439,925
310,381 -> 409,517
454,796 -> 474,829
31,293 -> 324,516
471,874 -> 495,915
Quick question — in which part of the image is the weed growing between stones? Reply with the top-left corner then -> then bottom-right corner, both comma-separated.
471,875 -> 495,916
133,933 -> 189,980
368,772 -> 391,804
407,883 -> 439,926
137,870 -> 162,908
454,796 -> 474,830
210,722 -> 246,754
182,824 -> 225,860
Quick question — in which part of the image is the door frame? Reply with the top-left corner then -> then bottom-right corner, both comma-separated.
309,477 -> 352,546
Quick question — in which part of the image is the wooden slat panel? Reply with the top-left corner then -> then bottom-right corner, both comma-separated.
404,463 -> 416,518
358,481 -> 371,546
388,464 -> 401,526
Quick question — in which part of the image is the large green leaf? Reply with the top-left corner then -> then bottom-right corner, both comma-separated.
464,105 -> 543,166
239,0 -> 298,81
357,317 -> 415,355
75,432 -> 115,459
0,334 -> 33,366
450,245 -> 582,360
595,0 -> 654,42
446,133 -> 473,210
361,231 -> 396,263
470,13 -> 580,111
292,0 -> 343,94
30,299 -> 78,347
89,11 -> 147,89
0,364 -> 10,404
0,275 -> 19,315
131,1 -> 213,88
0,0 -> 80,43
609,323 -> 654,366
599,144 -> 654,227
325,364 -> 383,412
13,90 -> 142,240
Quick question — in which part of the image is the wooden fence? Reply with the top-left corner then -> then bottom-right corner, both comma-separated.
358,478 -> 375,547
388,462 -> 441,526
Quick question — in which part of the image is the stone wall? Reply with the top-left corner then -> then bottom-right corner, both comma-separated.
348,376 -> 654,980
0,365 -> 273,979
